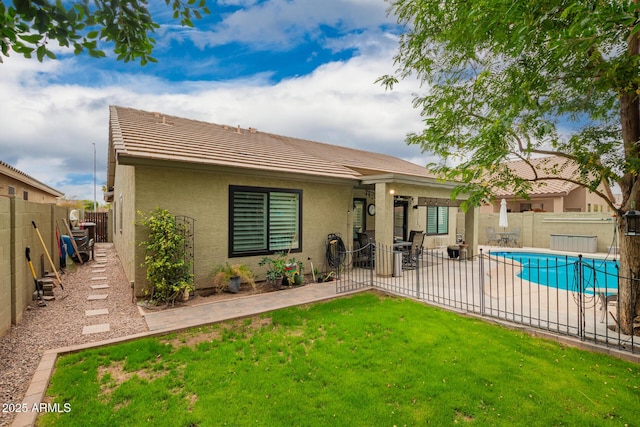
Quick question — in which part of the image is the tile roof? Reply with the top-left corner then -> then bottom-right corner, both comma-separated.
109,106 -> 438,181
0,160 -> 63,197
493,156 -> 582,196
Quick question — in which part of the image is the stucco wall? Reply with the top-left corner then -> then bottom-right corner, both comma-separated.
112,162 -> 136,285
129,164 -> 353,295
584,183 -> 613,213
0,174 -> 59,204
460,211 -> 616,253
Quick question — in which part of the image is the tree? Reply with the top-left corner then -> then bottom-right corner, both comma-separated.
379,1 -> 640,335
0,0 -> 209,64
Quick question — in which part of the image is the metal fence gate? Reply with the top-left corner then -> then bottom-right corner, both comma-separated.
334,242 -> 639,355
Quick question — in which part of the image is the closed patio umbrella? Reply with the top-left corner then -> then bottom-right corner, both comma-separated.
499,198 -> 509,230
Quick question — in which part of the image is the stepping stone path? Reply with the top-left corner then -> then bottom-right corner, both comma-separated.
82,248 -> 112,336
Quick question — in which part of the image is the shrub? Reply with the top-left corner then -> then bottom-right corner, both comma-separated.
138,208 -> 194,304
212,263 -> 255,293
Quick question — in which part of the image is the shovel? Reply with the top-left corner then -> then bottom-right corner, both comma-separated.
32,221 -> 66,299
25,247 -> 46,306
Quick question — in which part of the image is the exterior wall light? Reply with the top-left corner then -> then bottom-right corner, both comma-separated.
623,210 -> 640,236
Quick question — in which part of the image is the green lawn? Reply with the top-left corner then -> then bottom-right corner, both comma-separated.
41,292 -> 639,426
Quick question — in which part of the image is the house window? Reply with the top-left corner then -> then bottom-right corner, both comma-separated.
426,206 -> 448,235
23,191 -> 28,200
119,193 -> 123,234
230,186 -> 302,257
8,186 -> 15,195
113,199 -> 117,234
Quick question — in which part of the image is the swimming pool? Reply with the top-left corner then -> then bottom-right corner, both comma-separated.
489,251 -> 619,293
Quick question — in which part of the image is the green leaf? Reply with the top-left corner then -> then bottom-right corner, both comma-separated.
36,45 -> 46,62
17,33 -> 43,44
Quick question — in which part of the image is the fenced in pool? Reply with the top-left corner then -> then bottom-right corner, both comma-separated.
489,251 -> 619,294
335,243 -> 639,355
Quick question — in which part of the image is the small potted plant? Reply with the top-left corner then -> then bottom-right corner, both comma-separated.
212,263 -> 255,293
259,253 -> 304,288
284,257 -> 304,286
259,253 -> 287,288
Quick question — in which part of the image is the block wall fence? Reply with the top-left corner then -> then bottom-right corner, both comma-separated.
0,198 -> 68,337
457,211 -> 618,253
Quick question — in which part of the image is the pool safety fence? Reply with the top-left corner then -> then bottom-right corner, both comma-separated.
335,243 -> 639,355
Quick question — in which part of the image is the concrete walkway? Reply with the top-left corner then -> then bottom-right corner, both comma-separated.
143,281 -> 353,332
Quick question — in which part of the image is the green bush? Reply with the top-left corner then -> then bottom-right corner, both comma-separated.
138,208 -> 194,304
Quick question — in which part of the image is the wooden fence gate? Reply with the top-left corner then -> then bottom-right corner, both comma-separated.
84,212 -> 108,242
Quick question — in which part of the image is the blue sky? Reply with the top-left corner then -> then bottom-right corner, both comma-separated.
0,0 -> 428,202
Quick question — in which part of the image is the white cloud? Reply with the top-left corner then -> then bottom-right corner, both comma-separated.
0,25 -> 428,202
164,0 -> 389,51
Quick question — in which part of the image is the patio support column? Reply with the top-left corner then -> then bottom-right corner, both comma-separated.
464,206 -> 479,258
375,182 -> 394,276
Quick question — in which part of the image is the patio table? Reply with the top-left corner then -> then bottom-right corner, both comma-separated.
496,231 -> 516,247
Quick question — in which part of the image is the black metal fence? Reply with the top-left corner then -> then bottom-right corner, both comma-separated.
335,241 -> 639,354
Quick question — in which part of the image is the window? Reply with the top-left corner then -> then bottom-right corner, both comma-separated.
8,186 -> 15,195
23,190 -> 28,200
113,199 -> 117,234
119,193 -> 123,234
426,206 -> 448,235
230,186 -> 302,257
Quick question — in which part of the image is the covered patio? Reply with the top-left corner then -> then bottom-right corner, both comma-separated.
352,173 -> 479,276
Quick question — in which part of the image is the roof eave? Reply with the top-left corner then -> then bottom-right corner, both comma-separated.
360,173 -> 459,189
0,161 -> 64,197
116,154 -> 361,185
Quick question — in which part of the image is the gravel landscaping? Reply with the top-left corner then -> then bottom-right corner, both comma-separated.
0,242 -> 291,426
0,243 -> 148,427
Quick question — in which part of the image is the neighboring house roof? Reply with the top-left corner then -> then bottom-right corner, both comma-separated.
493,156 -> 612,198
108,106 -> 439,185
0,160 -> 64,197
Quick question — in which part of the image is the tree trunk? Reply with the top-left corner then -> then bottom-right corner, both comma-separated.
617,220 -> 640,336
617,18 -> 640,336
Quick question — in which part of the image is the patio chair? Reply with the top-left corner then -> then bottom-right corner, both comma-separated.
403,232 -> 425,269
355,232 -> 374,269
408,230 -> 423,244
509,227 -> 521,247
486,227 -> 500,246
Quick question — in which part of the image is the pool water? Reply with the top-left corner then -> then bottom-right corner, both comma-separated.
490,251 -> 619,293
